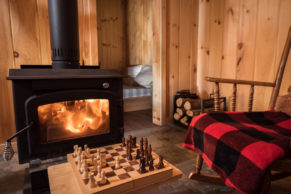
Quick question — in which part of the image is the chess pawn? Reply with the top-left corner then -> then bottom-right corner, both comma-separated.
115,156 -> 120,169
92,158 -> 97,171
78,147 -> 82,155
122,137 -> 126,147
132,137 -> 137,148
82,162 -> 89,179
145,153 -> 150,166
101,153 -> 106,167
135,149 -> 141,160
80,160 -> 85,173
99,170 -> 107,185
89,172 -> 97,188
128,135 -> 132,143
97,165 -> 102,178
86,147 -> 90,155
139,157 -> 146,174
149,158 -> 154,171
77,155 -> 82,170
128,150 -> 132,160
84,144 -> 88,150
157,155 -> 164,169
73,145 -> 78,157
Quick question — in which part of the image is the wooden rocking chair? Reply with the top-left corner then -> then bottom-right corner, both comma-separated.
188,26 -> 291,193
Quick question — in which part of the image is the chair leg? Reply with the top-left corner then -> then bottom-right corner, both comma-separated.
188,154 -> 223,185
195,154 -> 203,174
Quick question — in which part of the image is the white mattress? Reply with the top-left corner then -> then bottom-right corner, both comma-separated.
123,85 -> 152,98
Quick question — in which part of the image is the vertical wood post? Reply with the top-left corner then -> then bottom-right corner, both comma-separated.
248,85 -> 254,112
232,83 -> 237,111
195,154 -> 203,175
214,82 -> 220,111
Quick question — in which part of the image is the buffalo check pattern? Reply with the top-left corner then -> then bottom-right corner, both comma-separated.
184,111 -> 291,193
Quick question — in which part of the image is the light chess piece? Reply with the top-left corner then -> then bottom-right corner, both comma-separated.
89,172 -> 97,188
73,145 -> 78,157
101,153 -> 106,167
97,165 -> 102,178
115,156 -> 120,169
82,162 -> 89,179
99,170 -> 107,185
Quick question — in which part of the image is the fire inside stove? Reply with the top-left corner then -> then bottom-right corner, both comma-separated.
37,99 -> 110,143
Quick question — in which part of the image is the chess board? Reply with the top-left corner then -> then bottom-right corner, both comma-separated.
67,143 -> 177,194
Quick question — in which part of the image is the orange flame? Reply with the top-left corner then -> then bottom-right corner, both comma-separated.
37,99 -> 109,135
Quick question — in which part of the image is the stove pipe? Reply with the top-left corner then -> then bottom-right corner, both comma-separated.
48,0 -> 80,69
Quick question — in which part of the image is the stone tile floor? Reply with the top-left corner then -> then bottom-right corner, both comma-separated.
1,124 -> 291,194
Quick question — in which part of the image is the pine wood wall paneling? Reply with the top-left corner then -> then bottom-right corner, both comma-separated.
235,0 -> 258,111
220,0 -> 241,109
79,0 -> 98,66
128,0 -> 144,65
152,0 -> 167,125
167,0 -> 180,119
143,0 -> 153,65
178,0 -> 193,91
207,0 -> 225,94
197,0 -> 211,98
0,0 -> 16,143
253,0 -> 280,111
275,0 -> 291,95
36,0 -> 51,65
97,0 -> 126,72
189,0 -> 199,94
9,0 -> 42,67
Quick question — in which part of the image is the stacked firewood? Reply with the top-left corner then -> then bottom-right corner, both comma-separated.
174,98 -> 214,127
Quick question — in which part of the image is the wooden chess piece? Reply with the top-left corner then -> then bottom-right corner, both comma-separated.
84,144 -> 88,151
82,162 -> 89,179
139,157 -> 146,174
148,144 -> 152,155
99,170 -> 107,185
73,145 -> 78,157
128,135 -> 132,143
128,149 -> 133,160
89,172 -> 97,188
97,165 -> 102,178
115,156 -> 120,169
157,155 -> 164,169
149,158 -> 154,171
135,149 -> 141,160
122,137 -> 126,147
145,153 -> 150,166
101,153 -> 106,167
144,138 -> 148,150
140,137 -> 144,151
132,137 -> 137,148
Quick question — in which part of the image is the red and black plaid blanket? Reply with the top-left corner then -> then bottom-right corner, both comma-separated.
184,111 -> 291,194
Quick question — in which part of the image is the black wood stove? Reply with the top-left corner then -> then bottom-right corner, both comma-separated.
4,0 -> 124,192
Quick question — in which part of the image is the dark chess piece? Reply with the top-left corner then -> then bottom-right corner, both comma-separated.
148,144 -> 152,155
145,153 -> 150,166
140,137 -> 144,150
132,137 -> 137,148
139,157 -> 147,174
128,135 -> 132,143
144,138 -> 148,150
157,155 -> 164,169
140,148 -> 144,158
122,137 -> 126,147
135,149 -> 141,159
128,150 -> 132,160
149,159 -> 154,171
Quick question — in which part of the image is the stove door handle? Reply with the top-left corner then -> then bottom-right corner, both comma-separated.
2,121 -> 34,161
